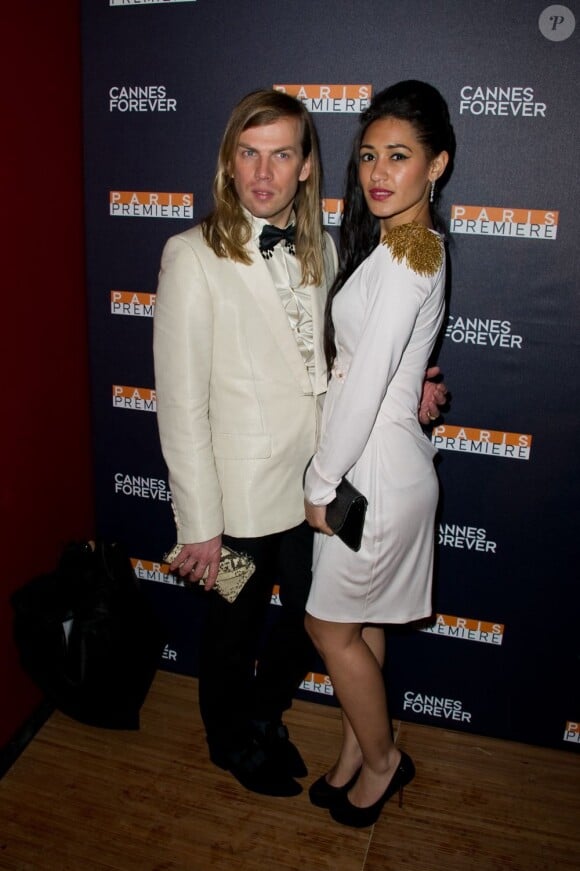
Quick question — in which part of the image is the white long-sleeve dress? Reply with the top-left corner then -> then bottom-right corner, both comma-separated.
304,223 -> 446,624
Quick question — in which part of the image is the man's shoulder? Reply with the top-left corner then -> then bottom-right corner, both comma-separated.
163,224 -> 225,267
165,223 -> 205,249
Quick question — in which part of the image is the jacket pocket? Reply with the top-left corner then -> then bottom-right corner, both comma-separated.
212,432 -> 272,459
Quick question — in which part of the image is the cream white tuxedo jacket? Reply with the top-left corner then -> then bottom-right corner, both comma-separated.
153,225 -> 338,542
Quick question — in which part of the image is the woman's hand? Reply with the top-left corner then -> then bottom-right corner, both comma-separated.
304,500 -> 334,536
419,366 -> 449,425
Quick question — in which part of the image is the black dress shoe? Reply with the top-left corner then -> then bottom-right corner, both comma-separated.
210,739 -> 302,797
252,720 -> 308,778
308,767 -> 361,808
330,751 -> 415,828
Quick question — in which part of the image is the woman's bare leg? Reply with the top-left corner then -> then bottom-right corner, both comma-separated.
324,625 -> 386,785
306,615 -> 401,807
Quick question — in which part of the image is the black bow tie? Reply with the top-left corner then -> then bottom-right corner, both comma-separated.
258,223 -> 296,256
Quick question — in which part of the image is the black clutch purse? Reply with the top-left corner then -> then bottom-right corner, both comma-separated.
326,477 -> 368,552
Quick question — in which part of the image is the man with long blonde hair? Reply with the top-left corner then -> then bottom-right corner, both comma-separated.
154,89 -> 445,797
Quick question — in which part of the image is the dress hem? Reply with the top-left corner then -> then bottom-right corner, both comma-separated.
304,606 -> 433,625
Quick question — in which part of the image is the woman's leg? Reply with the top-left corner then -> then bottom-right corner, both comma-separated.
324,625 -> 386,786
306,615 -> 401,807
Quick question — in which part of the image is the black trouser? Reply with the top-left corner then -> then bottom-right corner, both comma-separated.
198,521 -> 315,754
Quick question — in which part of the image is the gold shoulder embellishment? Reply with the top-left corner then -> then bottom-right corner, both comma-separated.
382,223 -> 443,276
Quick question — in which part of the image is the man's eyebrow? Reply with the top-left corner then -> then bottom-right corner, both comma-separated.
237,140 -> 298,152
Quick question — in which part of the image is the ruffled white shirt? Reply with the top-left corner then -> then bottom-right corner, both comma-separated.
250,213 -> 315,383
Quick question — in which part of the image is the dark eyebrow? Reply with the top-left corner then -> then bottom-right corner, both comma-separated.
360,142 -> 413,151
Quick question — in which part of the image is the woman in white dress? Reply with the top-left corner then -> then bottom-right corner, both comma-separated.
303,80 -> 455,828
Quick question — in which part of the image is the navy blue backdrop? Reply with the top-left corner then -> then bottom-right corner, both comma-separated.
81,0 -> 579,752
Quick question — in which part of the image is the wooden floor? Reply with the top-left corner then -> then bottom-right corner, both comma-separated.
1,671 -> 579,871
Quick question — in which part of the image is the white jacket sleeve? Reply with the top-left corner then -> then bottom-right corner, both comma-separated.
153,234 -> 224,542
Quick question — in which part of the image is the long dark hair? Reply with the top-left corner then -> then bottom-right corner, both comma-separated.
324,80 -> 456,369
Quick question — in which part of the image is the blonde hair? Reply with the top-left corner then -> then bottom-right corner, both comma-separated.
202,89 -> 324,287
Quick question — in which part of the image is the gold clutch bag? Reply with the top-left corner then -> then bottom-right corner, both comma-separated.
163,544 -> 255,603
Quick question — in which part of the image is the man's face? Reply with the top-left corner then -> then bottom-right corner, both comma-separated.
231,116 -> 311,228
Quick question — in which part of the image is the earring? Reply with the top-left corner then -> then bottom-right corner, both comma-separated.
429,181 -> 436,203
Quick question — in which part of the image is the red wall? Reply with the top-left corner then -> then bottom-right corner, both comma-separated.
0,4 -> 94,747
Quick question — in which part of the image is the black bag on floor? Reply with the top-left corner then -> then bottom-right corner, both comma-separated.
11,540 -> 166,729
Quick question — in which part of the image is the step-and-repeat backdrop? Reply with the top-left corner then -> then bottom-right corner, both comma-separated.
81,1 -> 579,752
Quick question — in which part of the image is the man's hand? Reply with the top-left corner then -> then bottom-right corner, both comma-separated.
419,366 -> 449,425
304,500 -> 334,536
169,535 -> 222,591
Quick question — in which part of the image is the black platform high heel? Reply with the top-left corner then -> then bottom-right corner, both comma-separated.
308,767 -> 361,808
329,751 -> 415,828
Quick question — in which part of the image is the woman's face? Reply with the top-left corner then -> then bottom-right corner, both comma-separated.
358,116 -> 445,231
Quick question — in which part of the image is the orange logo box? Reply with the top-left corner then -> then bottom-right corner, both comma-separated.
421,613 -> 504,645
110,291 -> 156,316
275,84 -> 372,99
274,85 -> 372,113
113,385 -> 156,401
451,205 -> 558,225
432,425 -> 532,447
302,671 -> 331,684
109,191 -> 193,207
112,385 -> 156,411
109,191 -> 194,219
111,291 -> 156,306
322,198 -> 344,213
436,614 -> 504,635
